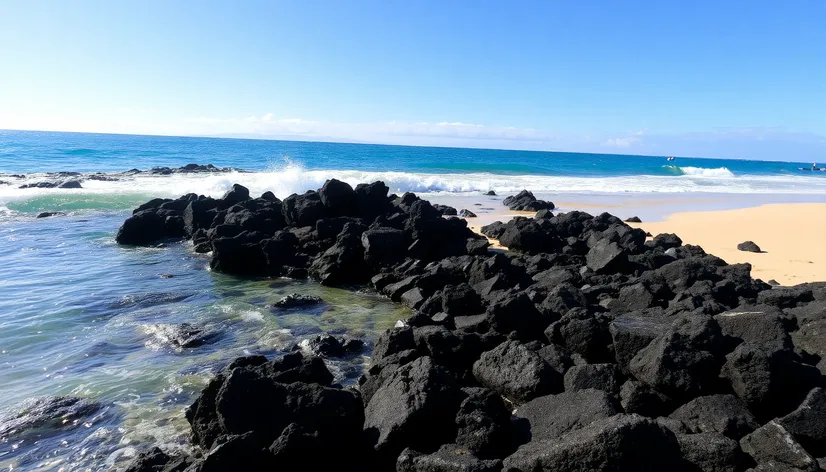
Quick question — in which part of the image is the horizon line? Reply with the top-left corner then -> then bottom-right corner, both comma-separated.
2,126 -> 797,164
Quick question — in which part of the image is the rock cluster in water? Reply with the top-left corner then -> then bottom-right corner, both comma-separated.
1,163 -> 244,190
117,180 -> 826,471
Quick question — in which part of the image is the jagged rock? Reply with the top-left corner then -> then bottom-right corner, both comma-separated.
432,204 -> 458,216
210,231 -> 269,274
502,190 -> 554,212
563,363 -> 621,394
0,396 -> 101,443
720,343 -> 821,420
372,326 -> 416,364
184,352 -> 360,450
122,447 -> 192,472
624,216 -> 642,223
459,209 -> 477,218
740,421 -> 819,472
455,387 -> 513,459
318,179 -> 356,215
503,414 -> 684,471
484,291 -> 549,341
145,323 -> 216,349
363,357 -> 462,467
472,341 -> 562,403
220,183 -> 250,207
677,432 -> 748,472
309,222 -> 369,285
535,343 -> 573,374
628,315 -> 724,400
546,308 -> 613,363
792,319 -> 826,364
777,388 -> 826,457
619,380 -> 674,417
183,198 -> 218,236
757,286 -> 814,309
272,293 -> 323,309
36,211 -> 66,218
397,445 -> 503,472
57,180 -> 82,188
609,315 -> 667,375
515,389 -> 620,441
714,307 -> 792,351
116,210 -> 166,245
586,239 -> 629,274
669,394 -> 759,440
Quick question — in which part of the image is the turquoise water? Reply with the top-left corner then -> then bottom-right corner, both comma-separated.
0,130 -> 825,470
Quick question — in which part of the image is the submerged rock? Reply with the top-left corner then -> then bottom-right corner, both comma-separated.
271,293 -> 323,309
36,211 -> 66,218
0,396 -> 101,442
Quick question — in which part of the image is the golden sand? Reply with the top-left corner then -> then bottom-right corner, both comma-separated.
629,203 -> 826,285
467,202 -> 826,285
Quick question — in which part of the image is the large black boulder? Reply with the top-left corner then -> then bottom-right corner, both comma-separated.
677,432 -> 748,472
309,222 -> 369,285
183,198 -> 218,236
586,239 -> 629,274
776,388 -> 826,456
220,183 -> 250,208
502,414 -> 684,471
628,315 -> 725,400
740,421 -> 819,472
668,394 -> 759,440
185,352 -> 361,451
209,231 -> 269,275
471,340 -> 562,403
116,210 -> 166,245
515,389 -> 620,441
720,343 -> 821,420
362,227 -> 406,266
502,190 -> 554,212
363,356 -> 462,468
282,191 -> 327,227
319,179 -> 357,216
397,445 -> 503,472
455,387 -> 513,459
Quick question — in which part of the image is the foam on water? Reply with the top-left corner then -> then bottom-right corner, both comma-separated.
3,163 -> 826,215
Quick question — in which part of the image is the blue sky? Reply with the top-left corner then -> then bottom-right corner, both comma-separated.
0,0 -> 824,160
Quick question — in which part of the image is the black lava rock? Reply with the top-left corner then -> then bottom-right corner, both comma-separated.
737,241 -> 762,253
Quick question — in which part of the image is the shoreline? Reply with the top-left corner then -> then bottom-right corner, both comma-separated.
446,196 -> 826,285
630,203 -> 826,286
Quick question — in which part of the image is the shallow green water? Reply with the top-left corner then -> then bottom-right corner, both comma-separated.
0,211 -> 406,471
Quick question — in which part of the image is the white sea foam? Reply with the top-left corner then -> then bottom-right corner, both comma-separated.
678,166 -> 736,177
1,163 -> 825,212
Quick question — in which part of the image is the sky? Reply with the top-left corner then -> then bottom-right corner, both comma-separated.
0,0 -> 824,160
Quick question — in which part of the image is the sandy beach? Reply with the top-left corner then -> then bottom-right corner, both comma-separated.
451,195 -> 826,286
631,203 -> 826,286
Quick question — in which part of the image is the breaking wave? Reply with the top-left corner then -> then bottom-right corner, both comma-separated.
2,162 -> 826,214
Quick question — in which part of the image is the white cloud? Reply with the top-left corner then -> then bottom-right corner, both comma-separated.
602,136 -> 641,148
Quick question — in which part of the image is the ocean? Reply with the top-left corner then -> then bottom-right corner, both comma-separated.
1,129 -> 824,470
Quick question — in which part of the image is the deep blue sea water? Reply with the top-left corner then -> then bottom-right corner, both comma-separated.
0,130 -> 824,470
